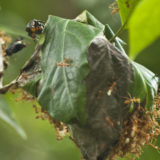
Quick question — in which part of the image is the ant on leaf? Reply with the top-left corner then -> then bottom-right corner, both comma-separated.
123,93 -> 141,112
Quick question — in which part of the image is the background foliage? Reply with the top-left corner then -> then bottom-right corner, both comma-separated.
0,0 -> 160,160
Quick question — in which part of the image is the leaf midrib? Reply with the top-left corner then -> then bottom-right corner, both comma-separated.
61,20 -> 74,112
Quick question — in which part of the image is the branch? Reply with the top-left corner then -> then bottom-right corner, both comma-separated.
21,44 -> 42,73
0,80 -> 17,94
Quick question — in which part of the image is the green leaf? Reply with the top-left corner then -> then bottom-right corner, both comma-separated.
75,10 -> 104,30
23,74 -> 42,97
75,11 -> 127,55
38,15 -> 102,123
0,94 -> 27,139
117,0 -> 141,24
129,0 -> 160,59
129,61 -> 158,110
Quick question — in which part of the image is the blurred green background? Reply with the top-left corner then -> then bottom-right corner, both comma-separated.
0,0 -> 160,160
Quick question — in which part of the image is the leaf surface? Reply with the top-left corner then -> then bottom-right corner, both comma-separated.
129,61 -> 158,110
129,0 -> 160,58
38,15 -> 102,123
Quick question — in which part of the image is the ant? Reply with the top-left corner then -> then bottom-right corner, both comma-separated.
107,81 -> 117,96
109,2 -> 119,14
125,0 -> 130,8
106,75 -> 122,96
111,8 -> 119,14
56,58 -> 71,67
105,116 -> 114,127
123,94 -> 141,112
124,97 -> 140,104
21,73 -> 28,80
56,62 -> 70,67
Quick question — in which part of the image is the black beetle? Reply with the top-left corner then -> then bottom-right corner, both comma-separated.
26,19 -> 44,39
5,39 -> 26,56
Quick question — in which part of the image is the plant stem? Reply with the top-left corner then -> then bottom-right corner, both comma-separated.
109,1 -> 137,42
109,19 -> 128,42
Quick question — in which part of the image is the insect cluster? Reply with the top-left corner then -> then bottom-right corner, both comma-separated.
106,94 -> 160,160
33,103 -> 69,140
10,89 -> 69,141
107,111 -> 159,160
94,74 -> 160,160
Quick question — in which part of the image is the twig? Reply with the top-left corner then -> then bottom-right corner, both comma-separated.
21,44 -> 42,72
0,80 -> 17,94
109,19 -> 127,42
